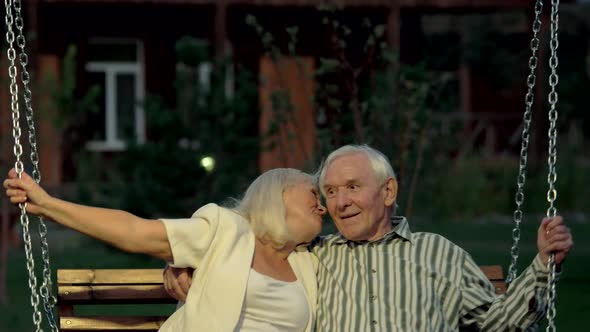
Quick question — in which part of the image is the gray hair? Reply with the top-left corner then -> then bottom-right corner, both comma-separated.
317,144 -> 396,195
230,168 -> 314,248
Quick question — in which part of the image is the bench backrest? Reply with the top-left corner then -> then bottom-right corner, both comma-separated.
57,265 -> 506,331
58,269 -> 175,331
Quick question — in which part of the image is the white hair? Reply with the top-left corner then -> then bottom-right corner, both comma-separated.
230,168 -> 313,248
317,144 -> 396,195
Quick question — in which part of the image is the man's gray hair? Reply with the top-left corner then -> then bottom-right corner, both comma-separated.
230,168 -> 313,248
317,144 -> 396,195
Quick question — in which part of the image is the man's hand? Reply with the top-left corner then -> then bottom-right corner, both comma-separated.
537,216 -> 573,266
163,265 -> 193,302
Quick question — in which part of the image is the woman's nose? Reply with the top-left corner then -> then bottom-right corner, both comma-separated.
317,203 -> 327,215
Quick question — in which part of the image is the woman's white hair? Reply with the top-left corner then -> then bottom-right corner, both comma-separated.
230,168 -> 313,248
317,144 -> 396,195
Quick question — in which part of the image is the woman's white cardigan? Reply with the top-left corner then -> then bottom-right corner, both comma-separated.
158,203 -> 318,331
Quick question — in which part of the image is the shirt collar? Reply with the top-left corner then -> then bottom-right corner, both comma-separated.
332,216 -> 412,245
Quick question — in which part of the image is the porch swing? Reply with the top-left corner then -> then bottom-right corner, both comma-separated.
3,0 -> 562,331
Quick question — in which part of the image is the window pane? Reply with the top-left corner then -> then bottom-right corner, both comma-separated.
116,73 -> 136,142
87,72 -> 106,141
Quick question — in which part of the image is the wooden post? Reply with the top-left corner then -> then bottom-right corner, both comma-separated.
38,55 -> 62,186
384,3 -> 401,147
214,0 -> 228,57
386,3 -> 401,52
258,56 -> 316,172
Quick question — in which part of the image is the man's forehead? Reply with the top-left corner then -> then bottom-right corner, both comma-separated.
324,157 -> 370,184
326,153 -> 368,170
322,153 -> 380,188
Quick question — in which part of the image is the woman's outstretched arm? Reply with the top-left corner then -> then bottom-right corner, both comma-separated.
4,169 -> 172,261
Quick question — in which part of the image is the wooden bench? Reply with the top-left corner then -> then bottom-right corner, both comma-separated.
57,265 -> 507,331
57,269 -> 175,331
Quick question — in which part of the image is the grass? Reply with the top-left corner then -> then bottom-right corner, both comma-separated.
0,217 -> 588,331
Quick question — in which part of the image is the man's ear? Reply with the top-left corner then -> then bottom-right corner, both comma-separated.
383,177 -> 397,207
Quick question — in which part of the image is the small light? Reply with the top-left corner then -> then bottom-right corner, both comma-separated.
200,156 -> 215,172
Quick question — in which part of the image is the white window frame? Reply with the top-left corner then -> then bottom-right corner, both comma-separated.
85,40 -> 145,151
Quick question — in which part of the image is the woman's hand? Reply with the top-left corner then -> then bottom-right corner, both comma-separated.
3,168 -> 51,216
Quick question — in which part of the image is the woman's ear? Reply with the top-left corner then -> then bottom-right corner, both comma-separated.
383,178 -> 398,207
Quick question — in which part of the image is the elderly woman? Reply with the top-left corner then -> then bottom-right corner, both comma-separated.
4,168 -> 326,331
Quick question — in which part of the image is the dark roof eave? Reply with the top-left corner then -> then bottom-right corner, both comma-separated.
39,0 -> 549,9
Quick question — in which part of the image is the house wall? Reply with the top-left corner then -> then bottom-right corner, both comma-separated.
15,1 -> 551,184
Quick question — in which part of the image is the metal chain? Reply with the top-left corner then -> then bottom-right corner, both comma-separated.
11,0 -> 59,330
545,0 -> 560,331
506,0 -> 544,285
4,1 -> 43,330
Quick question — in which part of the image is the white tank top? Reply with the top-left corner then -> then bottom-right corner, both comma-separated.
234,268 -> 310,331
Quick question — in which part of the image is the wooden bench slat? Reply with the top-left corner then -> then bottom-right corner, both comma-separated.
491,281 -> 507,294
58,269 -> 165,284
60,316 -> 167,331
59,267 -> 505,284
479,265 -> 504,280
58,285 -> 175,304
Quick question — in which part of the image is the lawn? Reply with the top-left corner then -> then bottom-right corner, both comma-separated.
1,217 -> 588,331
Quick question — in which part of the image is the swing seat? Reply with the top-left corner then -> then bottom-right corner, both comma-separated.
57,269 -> 175,331
57,265 -> 506,331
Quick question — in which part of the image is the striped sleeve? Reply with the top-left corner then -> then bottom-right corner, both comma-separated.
460,254 -> 551,331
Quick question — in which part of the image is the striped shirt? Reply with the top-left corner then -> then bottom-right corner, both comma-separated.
309,217 -> 551,331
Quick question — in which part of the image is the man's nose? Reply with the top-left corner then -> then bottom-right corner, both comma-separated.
335,191 -> 351,208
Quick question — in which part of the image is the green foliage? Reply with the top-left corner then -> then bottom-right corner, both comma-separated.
462,14 -> 529,89
40,45 -> 101,131
175,36 -> 209,66
556,31 -> 590,138
244,8 -> 589,220
247,10 -> 461,215
525,124 -> 590,215
411,124 -> 590,218
75,37 -> 259,218
418,156 -> 516,218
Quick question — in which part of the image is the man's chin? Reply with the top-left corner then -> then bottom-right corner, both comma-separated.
339,229 -> 362,241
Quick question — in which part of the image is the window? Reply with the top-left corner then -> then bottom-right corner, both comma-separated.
85,39 -> 145,151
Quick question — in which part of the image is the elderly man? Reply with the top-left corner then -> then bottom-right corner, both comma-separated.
164,144 -> 573,331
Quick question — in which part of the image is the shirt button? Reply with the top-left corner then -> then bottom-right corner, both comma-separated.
371,320 -> 378,325
371,268 -> 377,273
371,295 -> 377,301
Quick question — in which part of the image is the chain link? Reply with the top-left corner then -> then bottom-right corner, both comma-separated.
11,0 -> 59,329
506,0 -> 543,284
4,1 -> 44,330
545,0 -> 560,331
